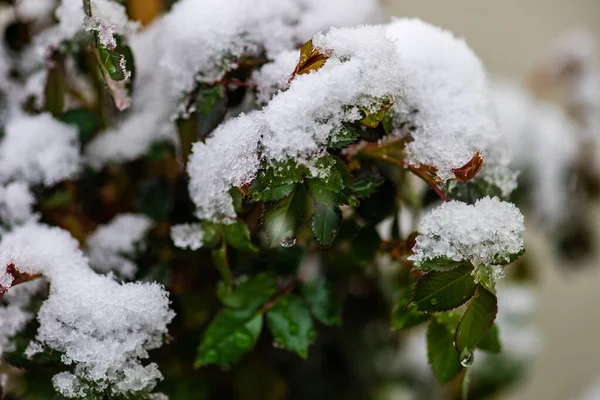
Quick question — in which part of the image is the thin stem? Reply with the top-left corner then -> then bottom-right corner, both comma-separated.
405,165 -> 449,202
259,278 -> 300,314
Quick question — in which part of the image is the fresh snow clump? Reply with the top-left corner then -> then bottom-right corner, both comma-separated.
87,214 -> 153,279
0,113 -> 82,186
385,18 -> 498,181
0,182 -> 37,226
0,223 -> 174,397
187,25 -> 404,222
410,197 -> 525,267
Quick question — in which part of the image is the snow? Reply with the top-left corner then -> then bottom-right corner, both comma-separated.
0,113 -> 82,186
171,223 -> 209,251
188,25 -> 404,222
410,197 -> 525,268
84,0 -> 386,168
83,0 -> 139,49
385,18 -> 499,181
0,223 -> 174,397
0,182 -> 37,226
87,214 -> 153,279
39,0 -> 138,50
252,50 -> 299,105
0,280 -> 45,356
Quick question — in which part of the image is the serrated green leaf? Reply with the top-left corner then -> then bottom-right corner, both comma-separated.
267,294 -> 315,358
414,257 -> 467,272
224,221 -> 258,252
391,292 -> 429,330
306,179 -> 347,206
98,44 -> 125,81
218,273 -> 277,311
353,171 -> 383,199
301,278 -> 340,326
427,319 -> 463,384
311,203 -> 341,247
326,124 -> 359,149
410,265 -> 476,312
250,160 -> 308,202
477,324 -> 501,353
196,83 -> 227,139
262,185 -> 312,247
196,308 -> 263,367
455,285 -> 498,353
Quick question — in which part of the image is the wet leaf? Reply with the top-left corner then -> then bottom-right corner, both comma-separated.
217,273 -> 277,311
266,294 -> 315,358
410,265 -> 476,312
311,203 -> 341,247
196,308 -> 263,367
477,324 -> 501,353
455,285 -> 498,353
224,221 -> 258,253
427,319 -> 463,384
262,185 -> 312,247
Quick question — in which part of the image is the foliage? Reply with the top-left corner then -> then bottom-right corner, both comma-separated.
0,1 -> 535,400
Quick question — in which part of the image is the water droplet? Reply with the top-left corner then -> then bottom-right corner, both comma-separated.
430,298 -> 438,305
272,340 -> 285,349
407,302 -> 418,311
279,237 -> 296,248
460,351 -> 474,367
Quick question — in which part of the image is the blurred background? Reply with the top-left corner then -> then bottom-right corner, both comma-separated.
384,1 -> 600,399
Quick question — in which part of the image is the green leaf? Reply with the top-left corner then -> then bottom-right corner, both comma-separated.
410,265 -> 476,312
115,35 -> 135,90
266,294 -> 315,358
262,185 -> 312,247
229,187 -> 244,214
212,242 -> 232,288
353,170 -> 383,199
311,203 -> 341,247
493,248 -> 525,266
326,124 -> 359,149
414,257 -> 467,272
196,84 -> 227,139
391,292 -> 429,329
98,43 -> 125,81
224,221 -> 258,252
427,319 -> 463,384
61,108 -> 100,144
477,324 -> 501,353
301,278 -> 340,326
217,273 -> 278,311
250,160 -> 308,202
196,308 -> 263,367
359,102 -> 393,128
455,285 -> 498,353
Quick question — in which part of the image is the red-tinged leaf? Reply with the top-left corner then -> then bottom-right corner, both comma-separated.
452,152 -> 484,183
291,39 -> 330,80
